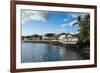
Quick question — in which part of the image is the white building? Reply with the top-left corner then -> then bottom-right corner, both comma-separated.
59,34 -> 78,44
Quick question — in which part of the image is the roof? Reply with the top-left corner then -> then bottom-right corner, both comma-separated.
60,34 -> 78,38
67,35 -> 73,37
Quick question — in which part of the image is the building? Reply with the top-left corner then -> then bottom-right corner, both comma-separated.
59,34 -> 78,44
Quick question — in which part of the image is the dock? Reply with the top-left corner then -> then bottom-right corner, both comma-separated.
22,40 -> 80,49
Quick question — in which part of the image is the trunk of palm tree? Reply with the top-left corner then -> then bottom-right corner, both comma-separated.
73,14 -> 90,48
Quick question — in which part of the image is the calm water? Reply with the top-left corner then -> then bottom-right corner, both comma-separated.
21,42 -> 83,63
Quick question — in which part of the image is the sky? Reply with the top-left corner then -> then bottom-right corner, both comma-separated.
21,9 -> 89,36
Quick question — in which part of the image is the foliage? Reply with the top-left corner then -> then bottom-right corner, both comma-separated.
32,34 -> 40,38
45,33 -> 55,38
73,14 -> 90,47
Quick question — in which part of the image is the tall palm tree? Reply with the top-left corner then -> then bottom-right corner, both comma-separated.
73,14 -> 90,47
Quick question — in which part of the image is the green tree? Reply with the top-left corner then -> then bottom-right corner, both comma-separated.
32,34 -> 40,38
80,15 -> 90,44
45,33 -> 55,38
73,14 -> 90,47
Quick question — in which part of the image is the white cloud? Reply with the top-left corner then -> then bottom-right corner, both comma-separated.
70,31 -> 79,35
68,13 -> 89,18
60,19 -> 78,28
70,32 -> 74,34
22,10 -> 48,24
56,26 -> 68,33
75,31 -> 79,34
61,24 -> 67,27
67,20 -> 78,26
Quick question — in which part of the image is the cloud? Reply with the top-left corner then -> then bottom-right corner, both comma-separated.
70,31 -> 79,35
60,19 -> 78,28
67,20 -> 78,26
22,10 -> 48,24
56,26 -> 68,33
75,31 -> 79,34
63,12 -> 89,26
67,13 -> 89,18
61,24 -> 67,27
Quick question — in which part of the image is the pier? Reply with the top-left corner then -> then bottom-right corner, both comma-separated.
22,40 -> 80,49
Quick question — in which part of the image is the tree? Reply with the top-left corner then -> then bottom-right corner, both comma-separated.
45,33 -> 55,38
31,34 -> 41,40
21,36 -> 25,40
32,34 -> 40,38
73,14 -> 90,47
26,36 -> 31,38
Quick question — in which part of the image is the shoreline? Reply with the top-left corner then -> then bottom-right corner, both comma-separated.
22,40 -> 80,49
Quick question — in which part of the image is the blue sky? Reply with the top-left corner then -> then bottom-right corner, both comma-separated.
21,10 -> 88,36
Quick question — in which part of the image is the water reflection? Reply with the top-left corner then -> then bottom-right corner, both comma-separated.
21,43 -> 82,63
59,47 -> 82,60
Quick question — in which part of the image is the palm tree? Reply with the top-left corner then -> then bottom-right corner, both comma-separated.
73,14 -> 90,47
